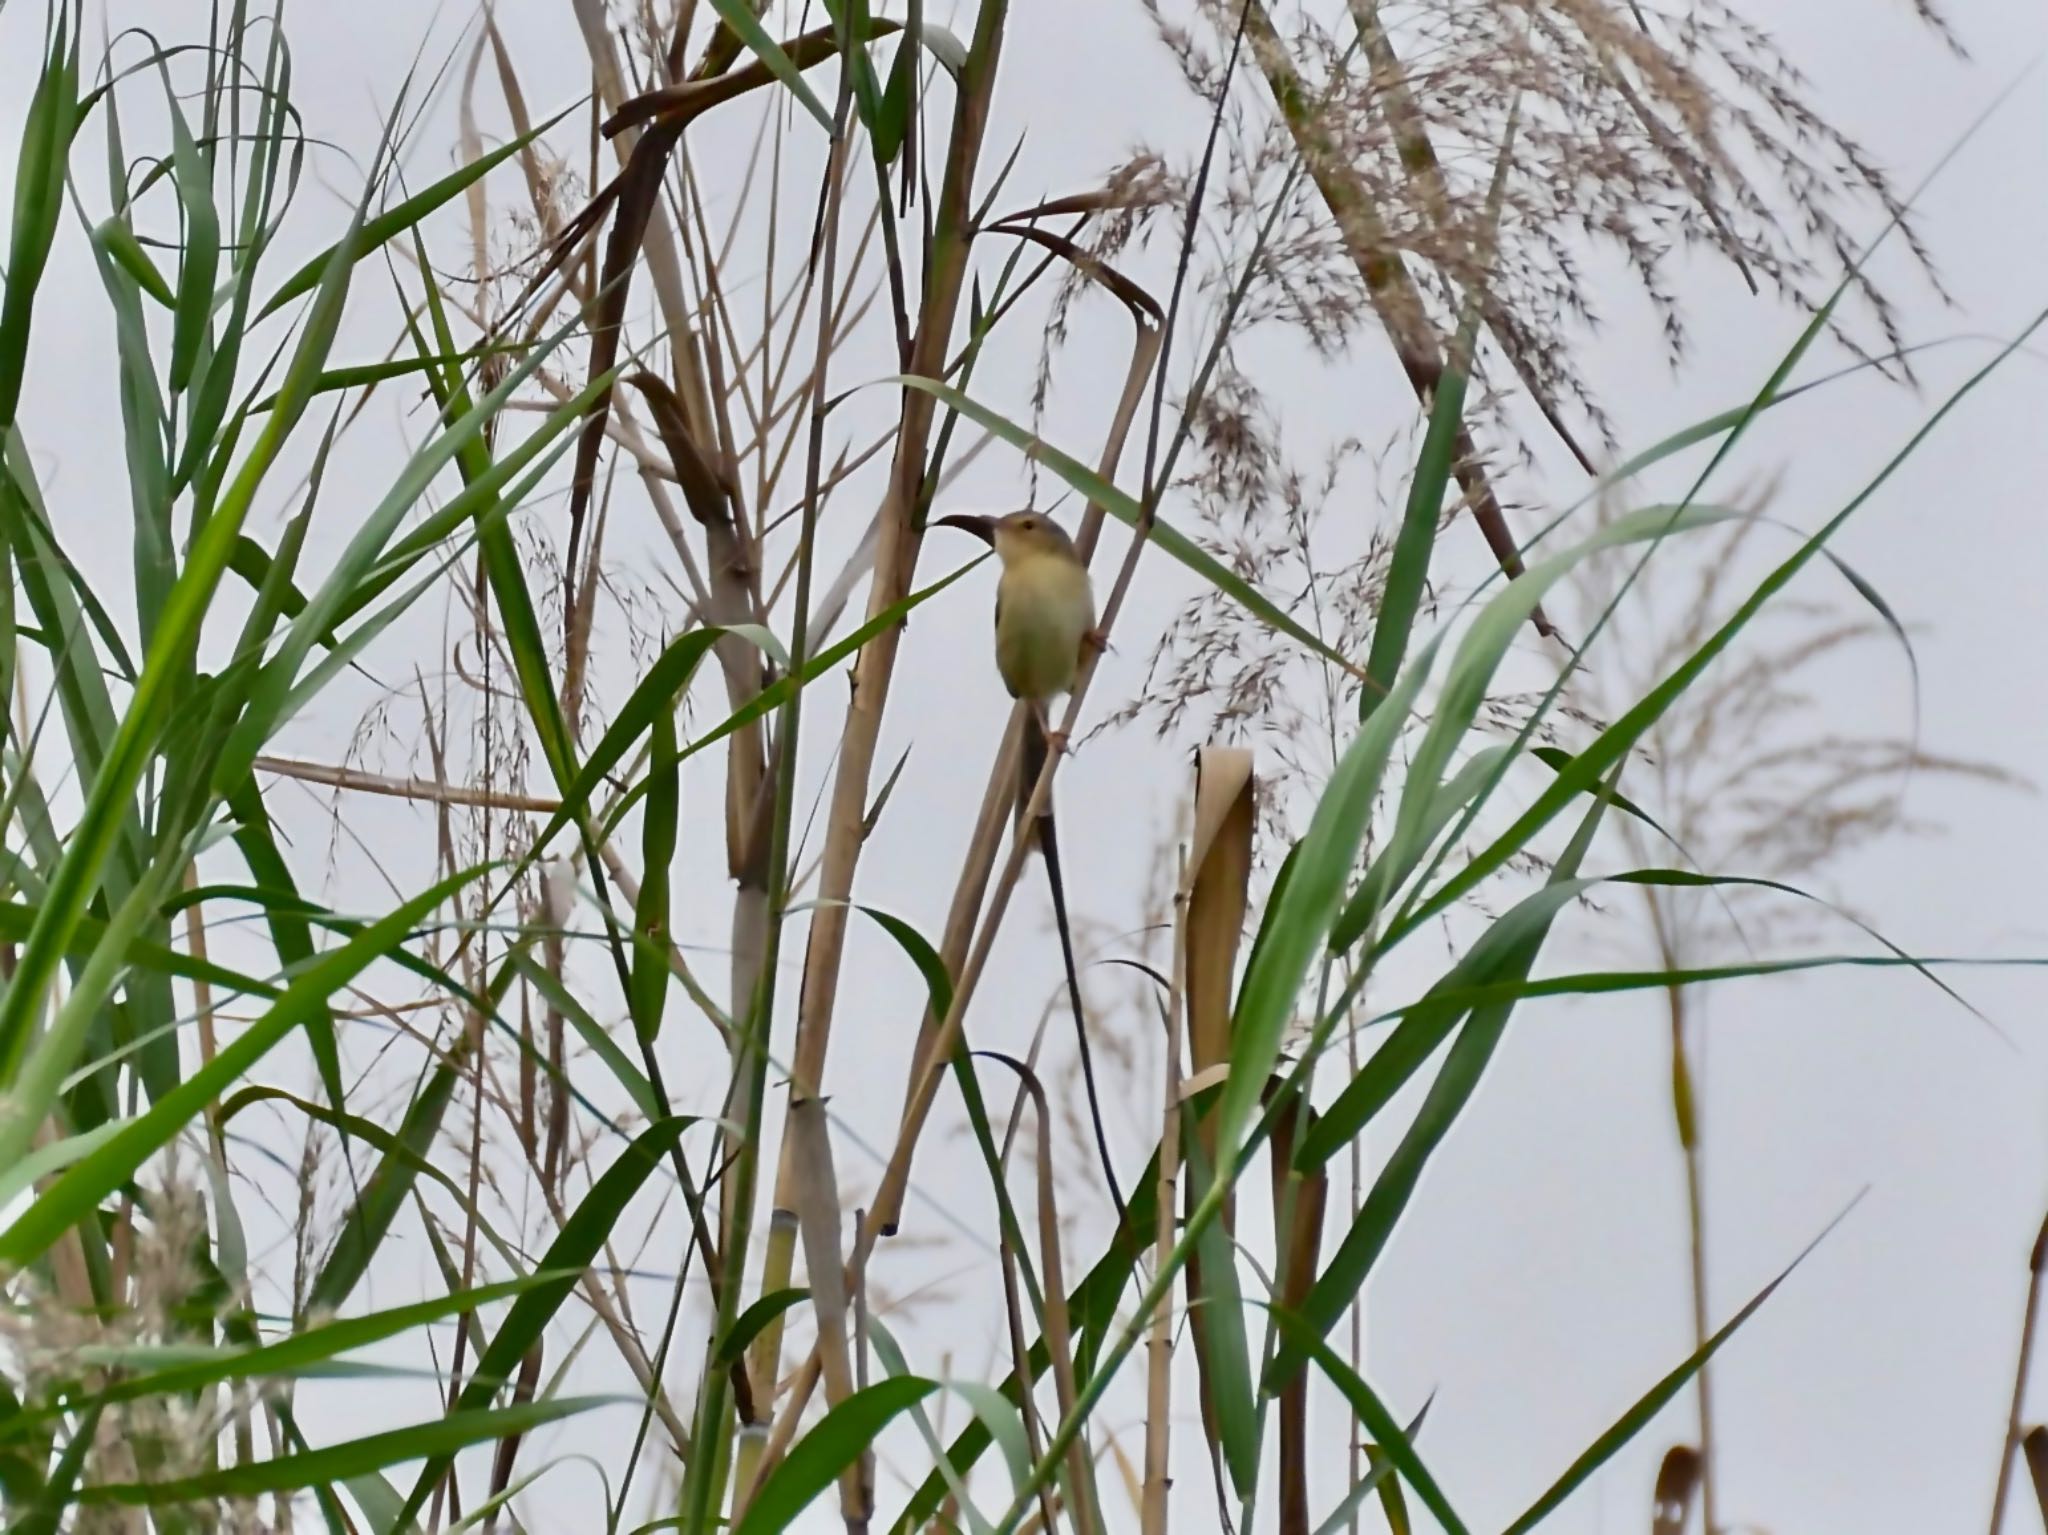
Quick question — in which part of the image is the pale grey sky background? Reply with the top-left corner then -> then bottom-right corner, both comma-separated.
6,1 -> 2048,1531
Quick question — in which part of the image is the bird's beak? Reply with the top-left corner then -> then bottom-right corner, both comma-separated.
934,513 -> 996,545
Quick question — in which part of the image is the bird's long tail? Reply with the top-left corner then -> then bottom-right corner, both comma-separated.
1018,708 -> 1129,1230
1017,708 -> 1051,838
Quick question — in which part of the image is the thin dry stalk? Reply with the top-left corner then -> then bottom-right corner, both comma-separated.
708,25 -> 870,1506
999,1201 -> 1060,1535
745,1352 -> 822,1507
1654,908 -> 1716,1533
1571,499 -> 2025,1532
179,870 -> 228,1170
178,870 -> 253,1495
1142,848 -> 1192,1535
1019,1062 -> 1100,1535
1269,1093 -> 1328,1535
428,649 -> 496,1529
1235,0 -> 1551,630
251,754 -> 562,813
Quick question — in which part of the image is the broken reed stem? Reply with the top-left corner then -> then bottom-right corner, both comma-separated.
1142,850 -> 1190,1535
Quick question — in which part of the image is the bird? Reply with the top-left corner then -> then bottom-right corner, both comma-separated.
934,510 -> 1100,835
938,508 -> 1128,1222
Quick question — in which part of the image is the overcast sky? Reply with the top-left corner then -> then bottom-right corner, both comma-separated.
7,1 -> 2048,1531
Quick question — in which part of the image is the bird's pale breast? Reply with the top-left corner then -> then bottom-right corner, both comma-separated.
994,554 -> 1094,701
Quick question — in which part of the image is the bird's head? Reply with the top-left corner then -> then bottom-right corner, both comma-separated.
934,510 -> 1078,567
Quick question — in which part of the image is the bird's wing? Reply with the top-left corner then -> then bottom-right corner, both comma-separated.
993,581 -> 1019,698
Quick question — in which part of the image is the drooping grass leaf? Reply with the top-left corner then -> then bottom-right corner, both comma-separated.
19,1275 -> 561,1421
891,374 -> 1356,678
162,68 -> 220,397
221,1084 -> 525,1278
0,865 -> 485,1269
630,698 -> 680,1044
303,1047 -> 467,1317
1267,1309 -> 1465,1535
737,1378 -> 939,1535
705,0 -> 835,131
717,1289 -> 812,1367
1394,305 -> 2048,949
80,1398 -> 620,1506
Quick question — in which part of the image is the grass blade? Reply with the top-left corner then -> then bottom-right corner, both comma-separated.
630,699 -> 680,1044
255,106 -> 576,319
0,865 -> 485,1269
1268,1309 -> 1464,1535
81,1398 -> 618,1506
738,1378 -> 940,1535
1213,639 -> 1440,1174
704,0 -> 835,130
1502,1198 -> 1865,1533
395,1116 -> 696,1524
0,8 -> 79,429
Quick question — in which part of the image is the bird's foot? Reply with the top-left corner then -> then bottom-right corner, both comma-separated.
1081,626 -> 1109,656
